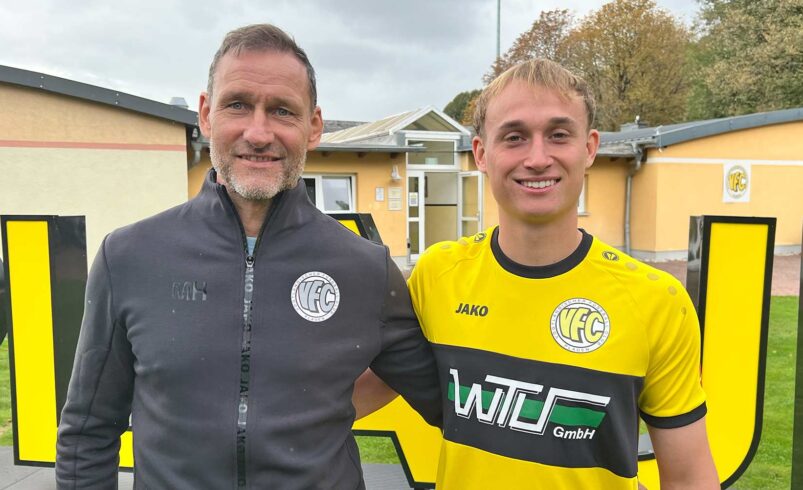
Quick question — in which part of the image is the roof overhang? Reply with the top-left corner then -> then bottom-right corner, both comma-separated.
0,64 -> 198,126
314,143 -> 424,154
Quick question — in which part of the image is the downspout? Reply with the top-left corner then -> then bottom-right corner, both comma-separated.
189,127 -> 207,169
624,143 -> 644,256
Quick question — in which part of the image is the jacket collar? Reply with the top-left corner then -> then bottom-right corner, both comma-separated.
196,167 -> 317,237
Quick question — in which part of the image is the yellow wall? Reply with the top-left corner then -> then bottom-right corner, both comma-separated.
0,85 -> 186,145
0,148 -> 187,266
0,84 -> 189,266
630,163 -> 660,253
188,150 -> 213,196
635,122 -> 803,254
578,158 -> 630,247
187,151 -> 409,257
306,152 -> 408,257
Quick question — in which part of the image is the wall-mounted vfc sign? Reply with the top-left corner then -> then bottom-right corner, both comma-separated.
0,214 -> 776,489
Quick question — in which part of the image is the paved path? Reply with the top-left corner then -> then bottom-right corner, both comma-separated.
0,447 -> 410,489
647,254 -> 800,296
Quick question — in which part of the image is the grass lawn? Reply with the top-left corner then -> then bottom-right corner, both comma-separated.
0,296 -> 799,488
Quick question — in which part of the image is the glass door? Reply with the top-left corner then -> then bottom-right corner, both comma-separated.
407,171 -> 425,263
458,172 -> 482,237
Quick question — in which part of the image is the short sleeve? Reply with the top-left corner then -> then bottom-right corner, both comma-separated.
638,284 -> 707,428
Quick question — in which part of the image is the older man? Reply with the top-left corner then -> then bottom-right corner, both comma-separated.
56,24 -> 440,489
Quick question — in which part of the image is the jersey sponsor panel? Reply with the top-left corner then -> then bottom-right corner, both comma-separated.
433,343 -> 643,478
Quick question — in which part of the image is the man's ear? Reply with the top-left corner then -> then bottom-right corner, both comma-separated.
472,135 -> 488,173
307,106 -> 323,151
199,92 -> 212,138
585,129 -> 600,169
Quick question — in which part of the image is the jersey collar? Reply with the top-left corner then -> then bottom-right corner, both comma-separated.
490,227 -> 593,279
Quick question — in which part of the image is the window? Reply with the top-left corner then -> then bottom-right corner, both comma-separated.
407,140 -> 456,166
578,175 -> 588,215
303,175 -> 355,213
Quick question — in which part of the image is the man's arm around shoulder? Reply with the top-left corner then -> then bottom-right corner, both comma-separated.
364,251 -> 441,427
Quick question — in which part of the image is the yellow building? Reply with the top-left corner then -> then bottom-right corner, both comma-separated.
4,63 -> 799,266
314,107 -> 803,264
190,106 -> 478,267
594,111 -> 803,260
0,65 -> 199,265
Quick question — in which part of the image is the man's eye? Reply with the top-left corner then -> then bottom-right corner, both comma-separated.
551,131 -> 570,140
504,134 -> 522,142
275,107 -> 292,116
227,102 -> 245,110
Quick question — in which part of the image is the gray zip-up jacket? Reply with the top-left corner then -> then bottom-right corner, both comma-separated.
56,170 -> 441,489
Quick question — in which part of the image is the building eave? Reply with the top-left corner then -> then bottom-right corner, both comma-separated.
0,64 -> 198,126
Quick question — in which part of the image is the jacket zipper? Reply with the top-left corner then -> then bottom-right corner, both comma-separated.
237,253 -> 255,489
217,183 -> 280,490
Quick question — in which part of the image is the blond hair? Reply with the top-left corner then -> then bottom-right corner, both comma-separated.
473,58 -> 596,136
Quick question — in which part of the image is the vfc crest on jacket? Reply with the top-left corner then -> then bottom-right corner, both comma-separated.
408,227 -> 706,490
56,170 -> 441,490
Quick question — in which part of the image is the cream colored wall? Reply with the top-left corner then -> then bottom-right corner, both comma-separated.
578,158 -> 629,247
0,148 -> 188,265
305,152 -> 408,256
0,84 -> 186,144
0,84 -> 189,266
636,122 -> 803,254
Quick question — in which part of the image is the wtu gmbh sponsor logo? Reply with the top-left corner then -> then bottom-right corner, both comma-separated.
550,298 -> 610,353
290,271 -> 340,322
448,368 -> 610,440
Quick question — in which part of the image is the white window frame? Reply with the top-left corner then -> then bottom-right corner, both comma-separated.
578,174 -> 588,215
303,174 -> 356,213
405,132 -> 461,171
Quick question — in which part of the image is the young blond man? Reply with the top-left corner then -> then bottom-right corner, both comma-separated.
360,58 -> 720,489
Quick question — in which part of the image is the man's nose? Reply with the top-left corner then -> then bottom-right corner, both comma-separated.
523,140 -> 552,170
242,111 -> 276,148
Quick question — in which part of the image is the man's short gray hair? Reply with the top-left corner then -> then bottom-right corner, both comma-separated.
207,24 -> 317,110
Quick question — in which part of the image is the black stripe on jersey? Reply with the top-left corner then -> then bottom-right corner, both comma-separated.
641,402 -> 707,429
433,343 -> 643,478
491,227 -> 593,278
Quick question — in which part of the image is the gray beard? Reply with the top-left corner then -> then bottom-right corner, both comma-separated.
210,142 -> 306,201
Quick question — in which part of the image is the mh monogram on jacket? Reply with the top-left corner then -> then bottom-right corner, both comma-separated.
171,281 -> 207,302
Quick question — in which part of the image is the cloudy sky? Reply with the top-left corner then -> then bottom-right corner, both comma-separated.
0,0 -> 699,122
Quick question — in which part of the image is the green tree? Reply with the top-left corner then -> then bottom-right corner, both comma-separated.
443,89 -> 481,125
484,9 -> 575,84
691,0 -> 803,118
564,0 -> 693,130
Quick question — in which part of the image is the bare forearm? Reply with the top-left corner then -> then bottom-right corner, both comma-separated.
353,368 -> 399,419
648,418 -> 719,489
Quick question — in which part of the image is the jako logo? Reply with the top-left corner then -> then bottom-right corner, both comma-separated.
550,298 -> 610,353
455,303 -> 489,316
449,369 -> 610,439
172,281 -> 207,301
291,271 -> 340,322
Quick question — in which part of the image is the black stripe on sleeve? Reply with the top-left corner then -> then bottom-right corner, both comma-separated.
641,402 -> 707,429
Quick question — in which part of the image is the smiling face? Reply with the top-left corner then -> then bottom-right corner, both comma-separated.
199,49 -> 323,201
473,80 -> 599,228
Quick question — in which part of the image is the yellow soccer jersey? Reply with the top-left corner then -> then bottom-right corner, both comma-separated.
408,227 -> 706,490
